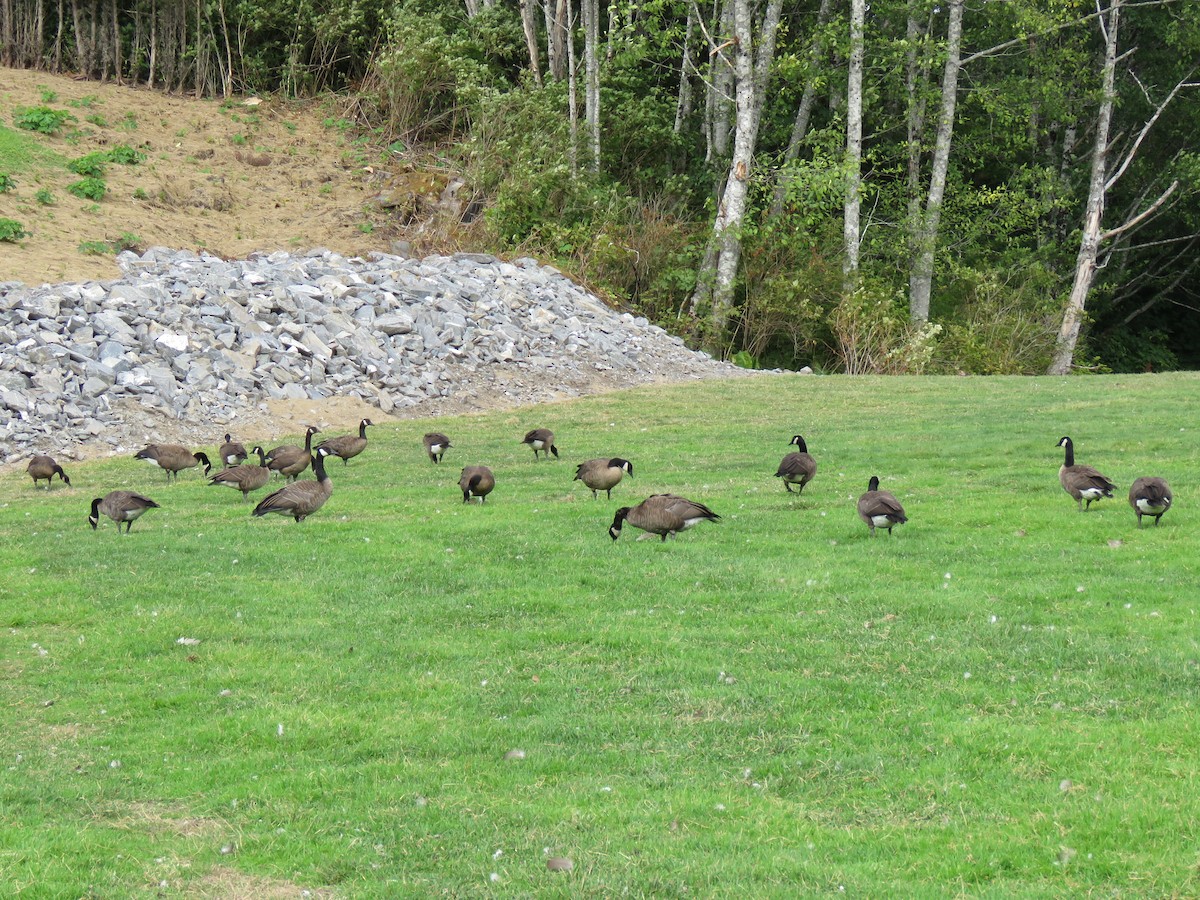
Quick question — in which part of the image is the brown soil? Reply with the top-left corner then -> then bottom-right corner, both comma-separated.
0,67 -> 454,286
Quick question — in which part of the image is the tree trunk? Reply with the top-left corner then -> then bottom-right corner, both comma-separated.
907,0 -> 964,322
584,0 -> 600,171
691,0 -> 784,338
674,3 -> 695,134
519,0 -> 542,86
1049,0 -> 1120,375
567,0 -> 579,176
843,0 -> 865,287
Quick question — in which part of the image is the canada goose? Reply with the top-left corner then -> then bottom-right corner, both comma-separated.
317,418 -> 373,465
522,428 -> 558,460
1128,476 -> 1172,527
423,432 -> 452,464
575,458 -> 634,499
775,435 -> 817,494
1057,436 -> 1115,511
27,455 -> 70,488
459,465 -> 495,503
134,444 -> 212,481
208,446 -> 271,500
609,494 -> 720,541
857,476 -> 907,536
88,490 -> 160,533
218,433 -> 248,467
266,425 -> 321,482
252,447 -> 334,522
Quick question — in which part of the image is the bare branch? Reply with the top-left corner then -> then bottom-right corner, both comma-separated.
1105,70 -> 1199,191
1101,180 -> 1179,242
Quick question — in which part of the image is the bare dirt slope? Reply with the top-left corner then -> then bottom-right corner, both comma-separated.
0,68 -> 408,286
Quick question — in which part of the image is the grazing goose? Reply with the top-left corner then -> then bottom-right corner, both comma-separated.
88,490 -> 160,533
1128,476 -> 1172,527
857,476 -> 907,536
522,428 -> 558,460
1057,436 -> 1115,511
208,446 -> 271,500
459,465 -> 495,503
317,418 -> 373,465
218,433 -> 248,467
134,444 -> 212,481
775,435 -> 817,494
609,494 -> 720,542
423,432 -> 452,464
574,458 -> 634,499
266,425 -> 321,482
252,447 -> 334,522
27,455 -> 71,488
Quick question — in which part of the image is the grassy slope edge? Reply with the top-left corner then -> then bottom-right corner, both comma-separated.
1,373 -> 1197,896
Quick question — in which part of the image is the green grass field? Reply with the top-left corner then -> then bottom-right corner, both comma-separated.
2,374 -> 1197,897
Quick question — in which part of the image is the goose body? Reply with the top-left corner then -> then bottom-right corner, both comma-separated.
459,465 -> 495,503
1057,436 -> 1115,511
253,447 -> 333,522
775,435 -> 817,494
218,433 -> 248,467
208,446 -> 271,500
134,444 -> 212,481
266,426 -> 321,482
316,418 -> 372,465
857,476 -> 907,536
89,490 -> 160,532
609,494 -> 720,542
522,428 -> 558,460
27,455 -> 70,488
423,432 -> 452,463
1128,476 -> 1172,527
575,458 -> 634,499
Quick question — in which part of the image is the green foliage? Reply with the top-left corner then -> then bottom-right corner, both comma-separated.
132,187 -> 149,201
12,106 -> 75,135
67,152 -> 108,177
38,87 -> 57,103
0,173 -> 14,193
77,233 -> 140,256
1096,328 -> 1180,373
84,113 -> 108,127
106,144 -> 146,165
67,94 -> 101,109
77,239 -> 111,255
66,178 -> 107,201
0,218 -> 29,242
831,282 -> 943,375
34,188 -> 54,205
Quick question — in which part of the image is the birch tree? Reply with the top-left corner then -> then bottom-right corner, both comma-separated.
843,0 -> 865,286
1048,0 -> 1192,374
907,0 -> 964,322
688,0 -> 785,337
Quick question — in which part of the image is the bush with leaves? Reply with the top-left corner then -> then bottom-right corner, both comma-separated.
13,106 -> 74,134
107,144 -> 146,165
67,178 -> 107,201
0,174 -> 14,193
830,282 -> 942,375
0,218 -> 29,242
67,152 -> 109,177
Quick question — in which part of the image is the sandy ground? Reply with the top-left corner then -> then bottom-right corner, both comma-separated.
0,67 -> 438,287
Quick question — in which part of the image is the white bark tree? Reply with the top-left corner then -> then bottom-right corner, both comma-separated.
583,0 -> 600,171
843,0 -> 865,288
688,0 -> 785,338
1048,0 -> 1192,374
907,0 -> 964,322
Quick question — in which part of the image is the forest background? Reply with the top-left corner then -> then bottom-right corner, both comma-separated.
2,0 -> 1198,374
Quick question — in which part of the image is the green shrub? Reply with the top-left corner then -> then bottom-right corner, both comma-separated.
107,144 -> 146,165
0,174 -> 14,193
34,188 -> 54,205
13,106 -> 75,135
0,218 -> 29,242
85,114 -> 109,127
829,282 -> 942,375
67,152 -> 109,177
132,187 -> 149,201
67,178 -> 107,201
68,94 -> 101,109
78,239 -> 110,255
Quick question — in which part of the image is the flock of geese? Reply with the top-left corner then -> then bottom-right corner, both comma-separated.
20,425 -> 1174,538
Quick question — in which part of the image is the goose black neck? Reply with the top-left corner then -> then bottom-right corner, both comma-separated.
868,476 -> 880,491
304,429 -> 316,452
312,450 -> 329,482
792,436 -> 808,452
359,420 -> 369,438
1061,438 -> 1074,467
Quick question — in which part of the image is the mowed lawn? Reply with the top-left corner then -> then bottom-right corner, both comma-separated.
1,373 -> 1197,897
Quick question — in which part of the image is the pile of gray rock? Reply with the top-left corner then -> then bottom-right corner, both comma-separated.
0,247 -> 741,463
